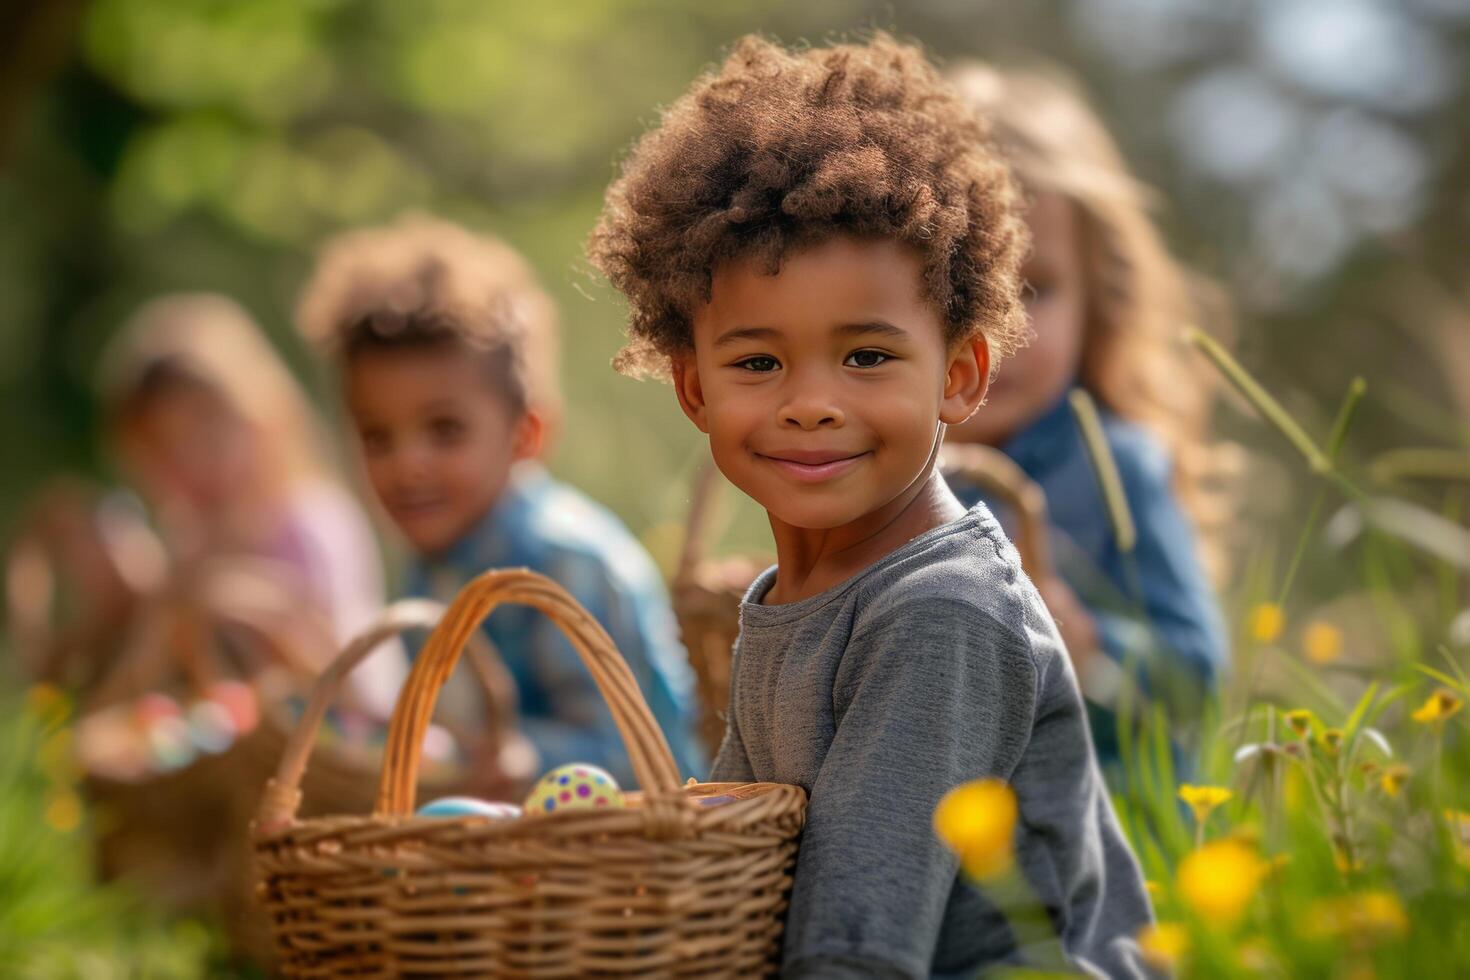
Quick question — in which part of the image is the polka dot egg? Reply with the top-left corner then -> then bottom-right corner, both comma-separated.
525,763 -> 625,816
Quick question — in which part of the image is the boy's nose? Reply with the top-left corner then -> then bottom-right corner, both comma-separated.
780,394 -> 845,430
392,441 -> 435,481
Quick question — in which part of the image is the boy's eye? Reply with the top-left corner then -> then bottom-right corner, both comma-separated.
844,349 -> 891,369
430,416 -> 466,441
735,355 -> 780,373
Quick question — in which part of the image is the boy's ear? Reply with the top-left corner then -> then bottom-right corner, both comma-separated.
510,409 -> 546,461
670,354 -> 710,433
941,334 -> 991,425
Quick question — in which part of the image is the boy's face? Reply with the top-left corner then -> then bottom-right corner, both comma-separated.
676,235 -> 989,532
346,344 -> 541,557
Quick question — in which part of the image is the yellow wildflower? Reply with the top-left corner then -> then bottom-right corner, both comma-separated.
1356,892 -> 1408,937
1179,784 -> 1233,826
1380,764 -> 1410,798
1248,603 -> 1285,644
1284,709 -> 1315,738
1302,621 -> 1343,664
1177,839 -> 1266,926
1304,891 -> 1407,942
44,790 -> 83,833
25,683 -> 71,726
1410,687 -> 1463,725
1318,728 -> 1344,757
934,779 -> 1017,881
1333,847 -> 1365,874
1137,922 -> 1188,971
1144,879 -> 1163,901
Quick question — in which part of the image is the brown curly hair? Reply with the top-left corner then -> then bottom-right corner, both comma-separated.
296,214 -> 560,419
588,33 -> 1029,378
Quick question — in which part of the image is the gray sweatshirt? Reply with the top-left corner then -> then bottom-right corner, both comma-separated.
711,504 -> 1154,979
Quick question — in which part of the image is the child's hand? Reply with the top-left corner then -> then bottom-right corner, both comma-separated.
1036,575 -> 1099,677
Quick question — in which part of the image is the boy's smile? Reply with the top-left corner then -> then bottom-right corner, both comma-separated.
676,235 -> 991,598
757,447 -> 871,483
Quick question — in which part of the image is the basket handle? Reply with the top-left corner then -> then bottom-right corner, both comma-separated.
375,568 -> 682,818
256,598 -> 450,829
938,443 -> 1055,583
675,458 -> 724,582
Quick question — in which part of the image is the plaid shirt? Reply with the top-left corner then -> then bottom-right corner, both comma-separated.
405,464 -> 703,788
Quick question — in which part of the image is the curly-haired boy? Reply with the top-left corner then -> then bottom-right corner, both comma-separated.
590,35 -> 1152,977
298,214 -> 703,788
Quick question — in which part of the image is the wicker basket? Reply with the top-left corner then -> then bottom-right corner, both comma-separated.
672,445 -> 1053,751
254,568 -> 808,978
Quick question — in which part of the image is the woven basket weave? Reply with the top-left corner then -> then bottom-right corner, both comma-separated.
253,568 -> 807,978
672,445 -> 1053,750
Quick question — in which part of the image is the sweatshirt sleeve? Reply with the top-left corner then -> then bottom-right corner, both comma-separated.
781,597 -> 1038,979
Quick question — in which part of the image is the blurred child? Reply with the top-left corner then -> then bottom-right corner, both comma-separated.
945,63 -> 1229,762
296,215 -> 702,788
104,293 -> 405,715
590,35 -> 1152,977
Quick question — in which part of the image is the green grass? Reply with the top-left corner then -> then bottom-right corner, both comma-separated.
0,683 -> 218,978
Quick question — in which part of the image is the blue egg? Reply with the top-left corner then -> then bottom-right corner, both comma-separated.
416,796 -> 523,820
696,794 -> 739,807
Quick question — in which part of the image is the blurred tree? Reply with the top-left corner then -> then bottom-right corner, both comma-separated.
1,0 -> 1466,581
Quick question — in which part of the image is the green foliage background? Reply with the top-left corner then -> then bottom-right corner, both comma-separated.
4,0 -> 1467,567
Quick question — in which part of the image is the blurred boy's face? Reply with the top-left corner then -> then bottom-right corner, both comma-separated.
346,344 -> 541,557
950,191 -> 1086,445
676,235 -> 988,532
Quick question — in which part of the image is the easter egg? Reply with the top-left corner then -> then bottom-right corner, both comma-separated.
524,764 -> 625,816
133,693 -> 181,728
147,715 -> 196,771
186,699 -> 237,754
77,707 -> 149,781
208,681 -> 259,733
417,796 -> 523,820
695,794 -> 738,807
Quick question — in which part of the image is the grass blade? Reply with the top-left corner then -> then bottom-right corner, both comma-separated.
1184,326 -> 1331,473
